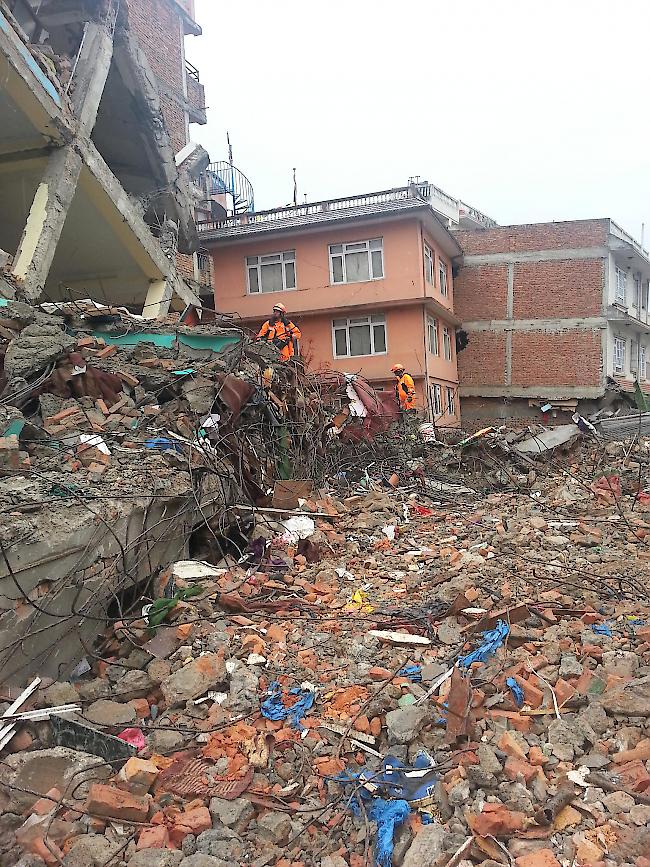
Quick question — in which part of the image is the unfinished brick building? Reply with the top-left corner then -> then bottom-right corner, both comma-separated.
454,219 -> 650,427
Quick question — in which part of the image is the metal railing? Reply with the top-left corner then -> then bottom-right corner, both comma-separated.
201,161 -> 255,218
185,59 -> 200,82
197,185 -> 421,232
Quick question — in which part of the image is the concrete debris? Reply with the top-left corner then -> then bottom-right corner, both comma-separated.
2,302 -> 650,866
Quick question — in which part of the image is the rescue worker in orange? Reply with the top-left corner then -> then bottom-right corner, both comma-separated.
256,303 -> 302,362
391,363 -> 416,413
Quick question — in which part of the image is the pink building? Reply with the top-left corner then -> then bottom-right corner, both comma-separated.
200,187 -> 463,425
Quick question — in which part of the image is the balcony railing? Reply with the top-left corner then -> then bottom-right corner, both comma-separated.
200,162 -> 255,219
197,185 -> 421,232
185,59 -> 200,82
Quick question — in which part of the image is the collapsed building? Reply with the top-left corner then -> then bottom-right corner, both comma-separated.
0,0 -> 210,316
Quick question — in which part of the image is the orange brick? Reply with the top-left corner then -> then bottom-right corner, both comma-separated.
85,783 -> 149,822
504,756 -> 537,783
168,805 -> 212,844
137,825 -> 169,850
498,730 -> 527,759
514,674 -> 544,709
515,850 -> 561,867
129,698 -> 150,720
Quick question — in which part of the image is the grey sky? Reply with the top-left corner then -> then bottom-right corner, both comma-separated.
188,0 -> 650,239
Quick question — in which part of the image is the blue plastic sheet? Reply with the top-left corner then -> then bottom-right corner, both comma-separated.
367,799 -> 410,867
592,622 -> 612,637
506,676 -> 524,707
458,620 -> 509,668
398,664 -> 422,683
145,437 -> 183,453
260,681 -> 315,731
334,768 -> 411,867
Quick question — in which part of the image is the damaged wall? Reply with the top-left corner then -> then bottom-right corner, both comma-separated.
0,0 -> 204,314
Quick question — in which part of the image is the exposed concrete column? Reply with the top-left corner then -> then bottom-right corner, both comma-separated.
11,146 -> 83,299
142,280 -> 173,319
10,22 -> 114,301
505,263 -> 514,386
71,22 -> 115,136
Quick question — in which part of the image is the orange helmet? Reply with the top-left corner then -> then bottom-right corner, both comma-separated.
391,363 -> 405,373
272,303 -> 287,314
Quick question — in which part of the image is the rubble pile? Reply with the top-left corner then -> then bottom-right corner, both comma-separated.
2,421 -> 650,866
0,299 -> 364,682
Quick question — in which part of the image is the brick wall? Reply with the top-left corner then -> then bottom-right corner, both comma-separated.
513,259 -> 605,319
456,219 -> 609,256
125,0 -> 188,153
455,220 -> 608,408
511,329 -> 602,387
176,252 -> 195,281
454,264 -> 508,321
458,332 -> 507,387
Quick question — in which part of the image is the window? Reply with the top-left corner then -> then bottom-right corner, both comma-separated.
634,273 -> 642,308
427,316 -> 439,355
631,339 -> 639,374
641,344 -> 647,380
613,336 -> 626,373
442,325 -> 453,361
332,313 -> 386,358
446,386 -> 455,416
615,267 -> 627,304
430,383 -> 442,416
424,243 -> 434,285
329,239 -> 383,284
246,251 -> 296,293
439,259 -> 448,296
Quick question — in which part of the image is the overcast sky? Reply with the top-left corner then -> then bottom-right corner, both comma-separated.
188,0 -> 650,239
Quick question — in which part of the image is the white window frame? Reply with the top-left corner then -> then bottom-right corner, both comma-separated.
446,386 -> 455,416
631,339 -> 639,374
442,325 -> 453,361
613,336 -> 626,373
331,313 -> 387,358
246,250 -> 296,294
329,238 -> 384,285
640,344 -> 647,380
439,258 -> 448,296
634,273 -> 642,309
424,243 -> 434,285
430,383 -> 442,416
615,266 -> 627,304
427,316 -> 439,355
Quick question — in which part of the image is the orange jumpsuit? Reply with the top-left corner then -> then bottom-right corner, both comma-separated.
257,318 -> 302,362
395,372 -> 416,410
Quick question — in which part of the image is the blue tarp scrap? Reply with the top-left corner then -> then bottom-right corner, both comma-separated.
458,620 -> 509,669
364,799 -> 410,867
332,753 -> 440,864
333,770 -> 411,867
506,676 -> 524,707
592,622 -> 613,637
398,664 -> 422,683
260,681 -> 315,731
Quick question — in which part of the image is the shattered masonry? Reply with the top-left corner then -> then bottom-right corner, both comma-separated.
1,297 -> 650,867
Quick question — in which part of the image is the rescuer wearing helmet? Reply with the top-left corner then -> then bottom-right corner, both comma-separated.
391,363 -> 416,413
256,303 -> 302,362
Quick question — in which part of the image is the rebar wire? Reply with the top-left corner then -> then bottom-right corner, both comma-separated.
3,315 -> 650,681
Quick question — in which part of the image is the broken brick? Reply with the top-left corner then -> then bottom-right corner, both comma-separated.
86,783 -> 150,822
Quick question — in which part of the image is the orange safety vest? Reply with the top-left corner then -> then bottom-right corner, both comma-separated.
257,318 -> 302,362
395,372 -> 416,410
